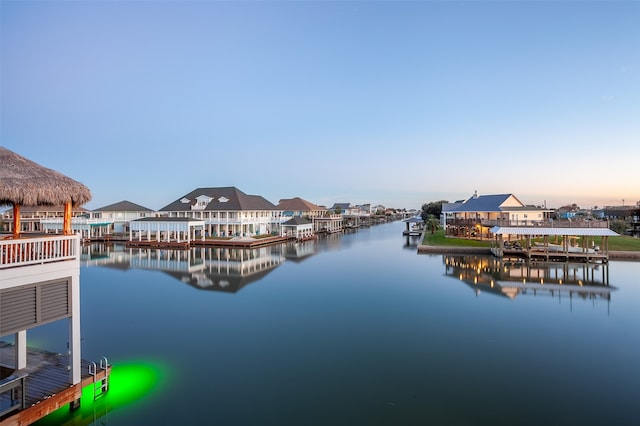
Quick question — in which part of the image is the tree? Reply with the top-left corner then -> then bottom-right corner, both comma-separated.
420,200 -> 448,222
334,206 -> 342,215
426,214 -> 440,234
610,220 -> 628,235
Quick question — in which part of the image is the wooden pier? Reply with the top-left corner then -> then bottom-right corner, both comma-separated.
192,236 -> 289,248
126,239 -> 190,249
493,247 -> 609,263
0,343 -> 110,426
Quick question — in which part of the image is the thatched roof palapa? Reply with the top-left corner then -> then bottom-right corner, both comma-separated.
0,147 -> 91,207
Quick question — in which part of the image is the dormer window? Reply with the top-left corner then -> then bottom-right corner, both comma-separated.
180,197 -> 190,204
218,196 -> 229,203
192,195 -> 213,210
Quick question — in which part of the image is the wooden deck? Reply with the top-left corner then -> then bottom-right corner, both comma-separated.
192,236 -> 289,248
0,343 -> 110,426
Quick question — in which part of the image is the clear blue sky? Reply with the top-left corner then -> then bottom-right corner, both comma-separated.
2,0 -> 638,210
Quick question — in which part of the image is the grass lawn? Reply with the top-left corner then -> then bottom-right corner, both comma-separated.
422,229 -> 640,252
421,230 -> 492,247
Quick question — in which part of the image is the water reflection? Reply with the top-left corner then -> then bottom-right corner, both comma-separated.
403,234 -> 421,249
82,243 -> 284,293
444,255 -> 614,307
81,233 -> 347,293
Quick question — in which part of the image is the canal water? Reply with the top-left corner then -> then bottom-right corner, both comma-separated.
31,221 -> 639,425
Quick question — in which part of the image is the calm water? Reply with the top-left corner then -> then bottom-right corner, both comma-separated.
30,221 -> 640,425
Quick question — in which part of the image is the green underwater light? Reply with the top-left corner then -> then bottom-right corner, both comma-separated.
33,360 -> 167,426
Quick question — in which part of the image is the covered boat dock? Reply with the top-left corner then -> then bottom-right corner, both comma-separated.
490,226 -> 619,263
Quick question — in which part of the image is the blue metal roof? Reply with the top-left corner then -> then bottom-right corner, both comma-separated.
449,194 -> 513,213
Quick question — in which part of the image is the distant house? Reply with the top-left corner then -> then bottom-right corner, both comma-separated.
158,187 -> 279,237
357,203 -> 372,215
601,206 -> 638,221
92,200 -> 156,234
329,202 -> 370,228
277,197 -> 334,234
372,204 -> 386,215
444,192 -> 552,239
1,205 -> 91,234
329,203 -> 352,214
281,216 -> 315,240
276,197 -> 327,219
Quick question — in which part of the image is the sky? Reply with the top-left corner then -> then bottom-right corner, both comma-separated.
1,0 -> 638,211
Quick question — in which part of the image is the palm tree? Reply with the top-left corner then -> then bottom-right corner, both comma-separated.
426,214 -> 439,234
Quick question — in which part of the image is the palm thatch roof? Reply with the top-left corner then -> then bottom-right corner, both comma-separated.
0,147 -> 91,207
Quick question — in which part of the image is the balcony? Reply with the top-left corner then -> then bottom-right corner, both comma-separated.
0,234 -> 80,270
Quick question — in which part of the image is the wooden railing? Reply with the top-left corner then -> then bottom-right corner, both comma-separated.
447,219 -> 610,229
481,219 -> 610,228
0,372 -> 28,417
0,234 -> 80,269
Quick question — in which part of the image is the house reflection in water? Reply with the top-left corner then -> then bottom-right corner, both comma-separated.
81,232 -> 350,293
443,255 -> 614,309
283,240 -> 317,263
82,243 -> 286,293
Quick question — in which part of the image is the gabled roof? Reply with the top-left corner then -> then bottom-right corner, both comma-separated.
452,194 -> 515,212
442,202 -> 464,213
159,187 -> 277,211
447,193 -> 545,213
277,197 -> 326,212
330,203 -> 351,210
282,217 -> 313,226
93,200 -> 155,212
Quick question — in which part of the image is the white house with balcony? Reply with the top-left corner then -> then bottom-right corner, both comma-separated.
92,200 -> 156,234
158,187 -> 279,238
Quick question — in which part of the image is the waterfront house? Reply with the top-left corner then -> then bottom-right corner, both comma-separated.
441,190 -> 618,262
0,205 -> 91,234
157,187 -> 279,238
276,197 -> 327,220
92,200 -> 156,235
0,147 -> 108,423
329,203 -> 371,228
443,191 -> 552,239
276,197 -> 336,234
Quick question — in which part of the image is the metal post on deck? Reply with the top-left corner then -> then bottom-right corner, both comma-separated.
15,330 -> 27,370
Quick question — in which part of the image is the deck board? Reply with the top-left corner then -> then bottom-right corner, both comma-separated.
0,342 -> 109,425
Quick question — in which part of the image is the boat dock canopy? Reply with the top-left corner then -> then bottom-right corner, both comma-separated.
490,226 -> 619,237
